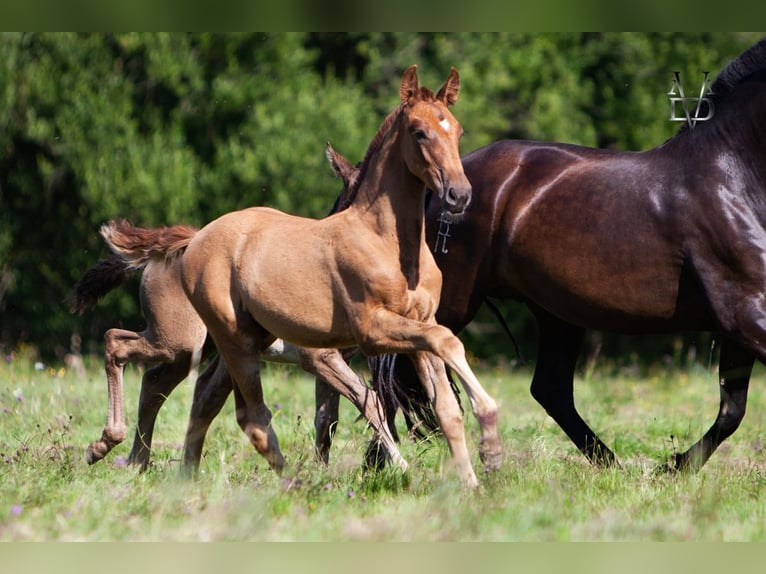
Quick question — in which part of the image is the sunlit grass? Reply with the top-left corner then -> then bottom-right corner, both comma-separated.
2,351 -> 766,540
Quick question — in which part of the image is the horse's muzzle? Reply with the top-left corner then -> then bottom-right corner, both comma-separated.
443,184 -> 472,214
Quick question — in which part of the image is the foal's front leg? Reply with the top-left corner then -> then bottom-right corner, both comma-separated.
314,377 -> 340,464
361,311 -> 502,480
409,351 -> 478,487
310,347 -> 355,464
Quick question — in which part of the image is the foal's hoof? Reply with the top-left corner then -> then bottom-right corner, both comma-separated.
479,446 -> 503,472
464,473 -> 480,489
85,441 -> 107,465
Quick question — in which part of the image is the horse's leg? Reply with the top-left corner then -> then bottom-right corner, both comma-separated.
86,328 -> 140,464
314,377 -> 340,464
182,354 -> 234,473
216,342 -> 284,473
312,347 -> 357,464
234,361 -> 284,473
260,338 -> 342,464
665,337 -> 754,472
409,351 -> 479,487
359,311 -> 501,473
529,309 -> 617,466
127,358 -> 193,470
298,347 -> 408,473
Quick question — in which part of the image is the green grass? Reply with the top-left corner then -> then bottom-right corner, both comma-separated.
2,350 -> 766,541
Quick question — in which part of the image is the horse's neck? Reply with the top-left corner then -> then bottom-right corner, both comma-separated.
695,88 -> 766,176
662,92 -> 766,223
353,137 -> 428,252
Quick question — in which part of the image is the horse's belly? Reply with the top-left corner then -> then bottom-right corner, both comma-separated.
521,267 -> 715,333
238,267 -> 354,349
245,293 -> 356,348
510,247 -> 709,332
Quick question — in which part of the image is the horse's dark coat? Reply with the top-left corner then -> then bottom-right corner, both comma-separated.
378,37 -> 766,471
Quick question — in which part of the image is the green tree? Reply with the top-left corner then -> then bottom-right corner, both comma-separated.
0,33 -> 376,357
1,32 -> 763,362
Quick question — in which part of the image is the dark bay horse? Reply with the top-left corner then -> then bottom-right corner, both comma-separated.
357,37 -> 766,473
100,66 -> 501,487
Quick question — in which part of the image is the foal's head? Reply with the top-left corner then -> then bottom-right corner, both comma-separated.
398,65 -> 472,214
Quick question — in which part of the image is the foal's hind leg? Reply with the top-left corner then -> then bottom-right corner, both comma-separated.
664,338 -> 753,472
529,310 -> 617,467
182,355 -> 233,473
213,339 -> 285,473
127,357 -> 198,470
298,347 -> 408,472
87,328 -> 150,464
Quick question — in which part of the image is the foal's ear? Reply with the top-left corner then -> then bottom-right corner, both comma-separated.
436,66 -> 460,107
326,142 -> 357,188
400,64 -> 419,104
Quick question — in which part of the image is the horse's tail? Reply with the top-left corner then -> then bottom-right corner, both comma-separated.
368,354 -> 462,441
369,300 -> 525,441
70,253 -> 136,314
100,219 -> 198,270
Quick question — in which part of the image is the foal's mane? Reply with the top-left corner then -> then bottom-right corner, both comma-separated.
344,104 -> 404,205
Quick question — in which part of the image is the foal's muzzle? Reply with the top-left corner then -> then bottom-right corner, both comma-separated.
442,183 -> 472,214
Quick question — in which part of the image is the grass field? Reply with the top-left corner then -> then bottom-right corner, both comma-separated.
2,348 -> 766,541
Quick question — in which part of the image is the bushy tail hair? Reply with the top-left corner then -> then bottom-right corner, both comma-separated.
368,299 -> 524,442
70,253 -> 135,314
368,354 -> 463,441
100,219 -> 198,270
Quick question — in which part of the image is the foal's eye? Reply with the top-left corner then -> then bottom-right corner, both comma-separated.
413,129 -> 428,141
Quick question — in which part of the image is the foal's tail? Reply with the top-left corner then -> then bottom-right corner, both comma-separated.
70,253 -> 136,314
100,219 -> 198,270
70,219 -> 199,314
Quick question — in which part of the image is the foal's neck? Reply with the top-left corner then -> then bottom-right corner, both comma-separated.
351,126 -> 429,284
353,130 -> 428,249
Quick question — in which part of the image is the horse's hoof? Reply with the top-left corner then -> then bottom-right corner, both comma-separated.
464,474 -> 480,489
479,447 -> 503,472
85,442 -> 106,465
363,440 -> 389,472
653,453 -> 682,475
127,459 -> 151,472
126,452 -> 151,472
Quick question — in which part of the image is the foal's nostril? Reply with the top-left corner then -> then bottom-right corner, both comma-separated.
445,186 -> 469,213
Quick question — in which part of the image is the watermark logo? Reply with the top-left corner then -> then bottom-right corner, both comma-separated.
668,71 -> 715,129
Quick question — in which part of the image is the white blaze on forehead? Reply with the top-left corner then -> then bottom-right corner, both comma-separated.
439,118 -> 451,132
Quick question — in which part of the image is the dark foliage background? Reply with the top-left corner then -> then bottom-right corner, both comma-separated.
0,32 -> 761,366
